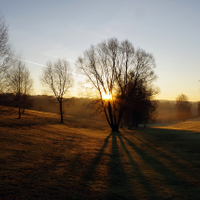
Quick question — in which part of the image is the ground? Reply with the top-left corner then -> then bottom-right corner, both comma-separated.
0,106 -> 200,199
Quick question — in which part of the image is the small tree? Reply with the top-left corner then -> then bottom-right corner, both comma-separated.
76,38 -> 157,131
175,94 -> 192,121
8,59 -> 33,119
0,14 -> 12,92
41,59 -> 73,123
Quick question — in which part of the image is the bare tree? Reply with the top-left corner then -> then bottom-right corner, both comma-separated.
41,59 -> 73,123
76,38 -> 157,131
0,14 -> 12,92
8,58 -> 33,118
175,94 -> 192,121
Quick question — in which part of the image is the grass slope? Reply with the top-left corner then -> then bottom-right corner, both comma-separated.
0,106 -> 200,199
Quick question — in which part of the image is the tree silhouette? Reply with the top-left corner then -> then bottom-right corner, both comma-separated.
76,38 -> 157,131
0,14 -> 12,92
41,59 -> 73,123
124,81 -> 158,128
8,58 -> 33,119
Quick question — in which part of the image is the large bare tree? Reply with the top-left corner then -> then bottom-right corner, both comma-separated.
76,38 -> 157,131
41,59 -> 73,123
0,14 -> 12,92
8,58 -> 33,119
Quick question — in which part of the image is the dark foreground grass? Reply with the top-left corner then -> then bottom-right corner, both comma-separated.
0,106 -> 200,199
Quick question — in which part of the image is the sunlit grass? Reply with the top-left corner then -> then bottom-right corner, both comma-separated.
154,118 -> 200,133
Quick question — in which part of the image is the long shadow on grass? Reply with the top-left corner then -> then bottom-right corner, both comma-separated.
81,132 -> 112,182
117,132 -> 162,199
78,128 -> 200,199
72,132 -> 112,198
80,131 -> 161,199
80,131 -> 132,199
127,127 -> 200,175
120,129 -> 200,199
106,131 -> 130,199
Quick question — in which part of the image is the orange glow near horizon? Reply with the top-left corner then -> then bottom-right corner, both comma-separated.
102,92 -> 113,100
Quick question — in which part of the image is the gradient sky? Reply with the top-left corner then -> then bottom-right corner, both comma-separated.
1,0 -> 200,101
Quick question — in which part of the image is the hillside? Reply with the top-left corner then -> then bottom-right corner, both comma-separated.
1,94 -> 199,124
155,118 -> 200,132
0,106 -> 200,199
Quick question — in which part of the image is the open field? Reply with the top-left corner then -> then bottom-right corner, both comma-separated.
0,106 -> 200,199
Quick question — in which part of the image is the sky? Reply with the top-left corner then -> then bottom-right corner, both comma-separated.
1,0 -> 200,101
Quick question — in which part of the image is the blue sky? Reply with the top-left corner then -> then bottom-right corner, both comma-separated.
1,0 -> 200,101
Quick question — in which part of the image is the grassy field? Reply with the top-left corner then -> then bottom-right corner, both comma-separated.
0,106 -> 200,200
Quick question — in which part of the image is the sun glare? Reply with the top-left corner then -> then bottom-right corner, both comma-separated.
102,93 -> 112,100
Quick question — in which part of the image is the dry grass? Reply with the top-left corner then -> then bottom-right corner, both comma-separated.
0,105 -> 200,199
155,118 -> 200,133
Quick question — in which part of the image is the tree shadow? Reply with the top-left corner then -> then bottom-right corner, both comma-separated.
121,128 -> 200,198
83,132 -> 112,182
2,123 -> 200,199
117,132 -> 161,199
79,131 -> 162,199
129,127 -> 200,169
79,128 -> 200,199
106,131 -> 130,199
75,132 -> 112,198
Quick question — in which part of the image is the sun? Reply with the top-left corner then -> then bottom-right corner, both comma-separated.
102,93 -> 112,100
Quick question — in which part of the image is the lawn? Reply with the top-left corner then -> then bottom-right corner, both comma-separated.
0,106 -> 200,199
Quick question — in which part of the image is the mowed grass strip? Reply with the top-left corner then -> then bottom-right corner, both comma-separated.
0,106 -> 200,199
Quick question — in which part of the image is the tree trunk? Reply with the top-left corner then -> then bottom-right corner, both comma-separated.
18,105 -> 21,119
18,94 -> 21,119
108,101 -> 114,127
59,99 -> 63,123
128,110 -> 133,129
107,101 -> 119,132
111,124 -> 119,132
